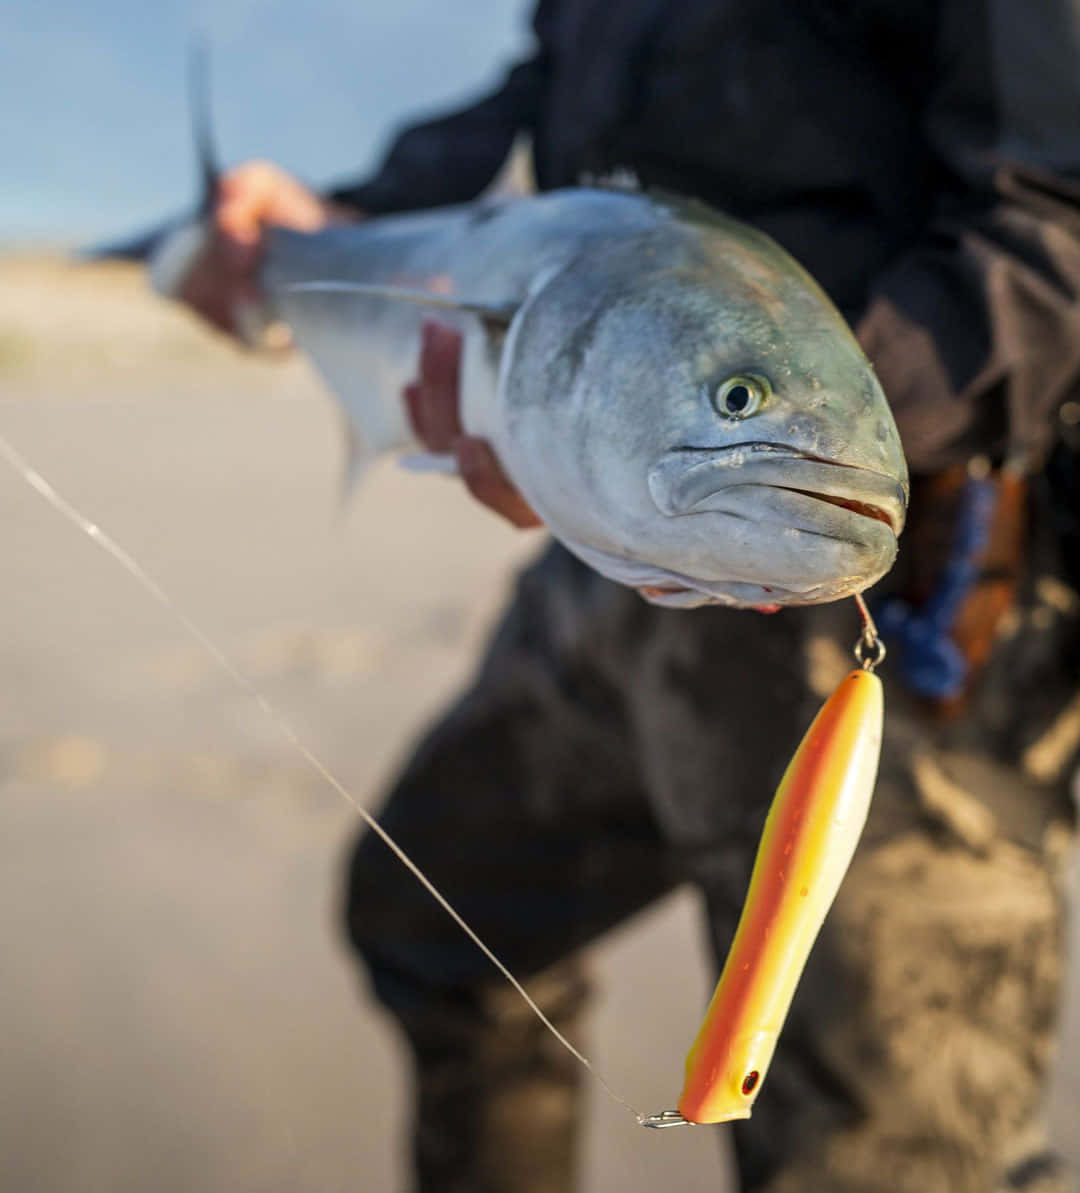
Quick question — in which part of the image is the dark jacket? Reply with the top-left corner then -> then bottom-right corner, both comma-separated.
332,0 -> 1080,480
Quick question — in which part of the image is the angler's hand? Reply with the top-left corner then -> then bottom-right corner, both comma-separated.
405,321 -> 544,530
179,160 -> 355,339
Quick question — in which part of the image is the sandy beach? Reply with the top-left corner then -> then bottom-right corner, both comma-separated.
0,256 -> 1076,1192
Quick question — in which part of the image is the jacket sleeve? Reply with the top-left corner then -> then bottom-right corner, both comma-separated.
327,3 -> 556,215
855,0 -> 1080,473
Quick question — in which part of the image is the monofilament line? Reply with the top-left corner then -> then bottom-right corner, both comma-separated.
0,433 -> 646,1126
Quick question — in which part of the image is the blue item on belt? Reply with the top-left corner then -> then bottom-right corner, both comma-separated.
875,475 -> 997,701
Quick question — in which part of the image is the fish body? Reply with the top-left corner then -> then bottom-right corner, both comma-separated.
676,668 -> 883,1123
254,189 -> 908,608
87,50 -> 908,608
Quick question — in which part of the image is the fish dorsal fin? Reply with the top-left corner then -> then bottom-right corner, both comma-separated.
282,281 -> 517,340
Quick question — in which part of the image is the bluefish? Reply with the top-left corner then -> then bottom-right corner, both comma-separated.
254,191 -> 908,608
93,66 -> 908,610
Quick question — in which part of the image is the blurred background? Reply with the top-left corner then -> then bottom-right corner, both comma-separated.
0,3 -> 1078,1192
1,0 -> 532,247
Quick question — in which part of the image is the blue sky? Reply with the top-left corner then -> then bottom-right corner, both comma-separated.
0,0 -> 531,246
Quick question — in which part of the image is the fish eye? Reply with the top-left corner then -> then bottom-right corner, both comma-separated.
741,1070 -> 760,1096
712,375 -> 769,420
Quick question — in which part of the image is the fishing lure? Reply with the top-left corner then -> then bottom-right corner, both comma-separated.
646,615 -> 884,1128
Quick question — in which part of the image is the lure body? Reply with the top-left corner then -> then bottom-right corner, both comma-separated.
677,668 -> 883,1124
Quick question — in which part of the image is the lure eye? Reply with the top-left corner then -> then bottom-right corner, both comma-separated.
713,375 -> 769,420
741,1070 -> 760,1096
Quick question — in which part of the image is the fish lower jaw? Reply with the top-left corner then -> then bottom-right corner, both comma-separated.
560,537 -> 881,609
634,569 -> 884,610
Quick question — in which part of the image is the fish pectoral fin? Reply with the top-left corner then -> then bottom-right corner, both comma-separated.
337,421 -> 375,510
282,281 -> 517,338
397,452 -> 460,476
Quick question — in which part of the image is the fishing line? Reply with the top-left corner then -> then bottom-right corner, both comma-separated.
0,432 -> 647,1126
853,592 -> 886,671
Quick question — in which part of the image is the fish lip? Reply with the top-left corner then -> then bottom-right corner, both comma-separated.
649,443 -> 908,536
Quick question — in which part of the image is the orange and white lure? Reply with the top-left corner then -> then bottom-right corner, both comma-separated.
645,661 -> 883,1128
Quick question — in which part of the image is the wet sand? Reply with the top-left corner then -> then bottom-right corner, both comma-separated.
0,259 -> 1075,1192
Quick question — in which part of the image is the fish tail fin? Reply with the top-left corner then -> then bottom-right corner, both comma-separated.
188,35 -> 221,216
142,39 -> 222,297
166,37 -> 279,347
397,453 -> 460,476
76,39 -> 220,266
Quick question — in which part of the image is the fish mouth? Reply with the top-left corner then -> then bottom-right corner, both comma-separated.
780,488 -> 899,533
648,443 -> 908,538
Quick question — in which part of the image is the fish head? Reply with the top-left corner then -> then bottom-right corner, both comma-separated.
678,1029 -> 779,1124
497,226 -> 908,608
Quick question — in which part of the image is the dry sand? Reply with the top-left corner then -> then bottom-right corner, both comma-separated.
0,257 -> 1076,1193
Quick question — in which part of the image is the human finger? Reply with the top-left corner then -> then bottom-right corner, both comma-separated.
176,236 -> 241,336
216,161 -> 340,272
412,321 -> 464,451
